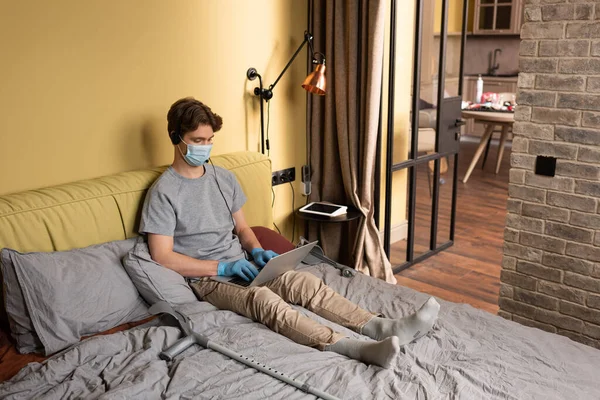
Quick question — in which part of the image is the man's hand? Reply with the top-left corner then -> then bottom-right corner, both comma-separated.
251,248 -> 279,268
217,259 -> 260,282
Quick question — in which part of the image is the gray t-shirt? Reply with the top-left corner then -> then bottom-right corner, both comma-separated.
139,165 -> 247,263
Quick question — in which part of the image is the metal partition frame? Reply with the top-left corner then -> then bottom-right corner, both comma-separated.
376,0 -> 468,272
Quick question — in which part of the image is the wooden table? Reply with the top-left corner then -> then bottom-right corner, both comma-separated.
461,110 -> 514,183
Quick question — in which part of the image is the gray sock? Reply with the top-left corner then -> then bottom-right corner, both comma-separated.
362,297 -> 440,344
325,336 -> 400,369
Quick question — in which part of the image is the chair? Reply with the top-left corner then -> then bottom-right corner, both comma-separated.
413,108 -> 448,196
480,92 -> 515,170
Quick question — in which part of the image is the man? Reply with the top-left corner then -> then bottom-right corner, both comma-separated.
140,97 -> 440,369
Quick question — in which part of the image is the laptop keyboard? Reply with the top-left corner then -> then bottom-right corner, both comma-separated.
229,277 -> 252,287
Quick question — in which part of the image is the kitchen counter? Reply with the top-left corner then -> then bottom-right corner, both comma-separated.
465,74 -> 518,79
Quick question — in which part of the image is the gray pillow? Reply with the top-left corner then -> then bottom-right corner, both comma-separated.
122,238 -> 197,307
1,238 -> 149,355
0,251 -> 43,353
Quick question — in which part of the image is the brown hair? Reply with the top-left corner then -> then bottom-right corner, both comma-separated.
167,97 -> 223,144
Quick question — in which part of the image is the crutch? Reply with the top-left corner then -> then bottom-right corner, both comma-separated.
149,301 -> 341,400
299,239 -> 358,278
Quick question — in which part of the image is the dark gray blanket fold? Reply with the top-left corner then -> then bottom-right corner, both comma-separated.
2,263 -> 599,399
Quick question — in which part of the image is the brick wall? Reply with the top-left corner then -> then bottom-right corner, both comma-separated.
500,0 -> 600,350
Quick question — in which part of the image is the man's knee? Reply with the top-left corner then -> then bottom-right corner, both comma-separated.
248,286 -> 289,323
283,271 -> 324,296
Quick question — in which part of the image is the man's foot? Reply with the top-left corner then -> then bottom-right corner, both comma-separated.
361,297 -> 440,344
325,336 -> 400,369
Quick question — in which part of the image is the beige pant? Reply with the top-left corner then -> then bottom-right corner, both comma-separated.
190,271 -> 376,350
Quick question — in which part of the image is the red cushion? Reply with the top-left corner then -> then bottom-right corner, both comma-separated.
250,226 -> 295,254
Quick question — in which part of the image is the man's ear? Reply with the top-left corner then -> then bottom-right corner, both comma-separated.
170,131 -> 181,145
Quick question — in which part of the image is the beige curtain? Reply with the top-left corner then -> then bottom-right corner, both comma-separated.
307,0 -> 396,284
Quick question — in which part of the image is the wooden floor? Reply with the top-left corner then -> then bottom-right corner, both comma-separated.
391,138 -> 511,314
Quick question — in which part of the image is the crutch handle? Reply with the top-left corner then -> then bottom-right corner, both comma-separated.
160,335 -> 197,361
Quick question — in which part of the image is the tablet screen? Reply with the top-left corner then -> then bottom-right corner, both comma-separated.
304,203 -> 342,214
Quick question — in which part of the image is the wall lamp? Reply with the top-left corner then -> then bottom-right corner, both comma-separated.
247,30 -> 326,154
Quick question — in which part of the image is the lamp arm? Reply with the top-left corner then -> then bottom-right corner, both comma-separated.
269,31 -> 313,92
246,31 -> 319,154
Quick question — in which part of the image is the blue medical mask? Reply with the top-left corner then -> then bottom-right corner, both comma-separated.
178,136 -> 213,166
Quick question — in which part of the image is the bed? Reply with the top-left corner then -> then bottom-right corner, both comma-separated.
1,151 -> 599,399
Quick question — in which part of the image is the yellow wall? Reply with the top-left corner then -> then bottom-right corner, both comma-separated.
379,0 -> 415,237
434,0 -> 465,33
0,0 -> 307,240
468,0 -> 476,32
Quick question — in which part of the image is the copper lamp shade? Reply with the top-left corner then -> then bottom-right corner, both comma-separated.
302,64 -> 326,95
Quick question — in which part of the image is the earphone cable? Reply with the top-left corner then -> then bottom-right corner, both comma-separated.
209,159 -> 235,229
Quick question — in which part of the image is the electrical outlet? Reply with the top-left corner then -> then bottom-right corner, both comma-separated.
271,167 -> 296,186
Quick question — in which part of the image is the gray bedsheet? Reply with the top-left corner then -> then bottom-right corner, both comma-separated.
2,263 -> 599,399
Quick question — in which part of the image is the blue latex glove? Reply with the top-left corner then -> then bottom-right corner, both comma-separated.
251,248 -> 279,268
217,259 -> 260,282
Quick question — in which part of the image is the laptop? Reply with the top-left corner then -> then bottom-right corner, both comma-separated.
211,241 -> 318,288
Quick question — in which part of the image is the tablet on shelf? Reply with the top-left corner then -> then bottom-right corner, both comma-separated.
299,202 -> 347,217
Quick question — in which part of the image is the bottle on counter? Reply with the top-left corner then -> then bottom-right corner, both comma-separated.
476,75 -> 484,104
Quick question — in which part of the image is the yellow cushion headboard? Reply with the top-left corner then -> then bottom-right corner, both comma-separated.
0,151 -> 272,253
